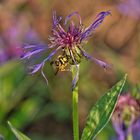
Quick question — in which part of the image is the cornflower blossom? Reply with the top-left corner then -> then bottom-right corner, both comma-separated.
2,23 -> 23,58
21,11 -> 111,87
0,21 -> 24,64
117,0 -> 140,19
112,93 -> 140,140
0,27 -> 22,64
0,21 -> 41,65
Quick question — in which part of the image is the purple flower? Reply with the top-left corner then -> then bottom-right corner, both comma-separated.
22,11 -> 111,87
112,93 -> 140,140
132,119 -> 140,140
117,0 -> 140,19
0,18 -> 42,65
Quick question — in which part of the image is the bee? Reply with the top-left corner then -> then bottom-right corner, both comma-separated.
50,47 -> 83,74
50,54 -> 69,75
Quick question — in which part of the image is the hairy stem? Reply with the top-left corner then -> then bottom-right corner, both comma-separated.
71,65 -> 80,140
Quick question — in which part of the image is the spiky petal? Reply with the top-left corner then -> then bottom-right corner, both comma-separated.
81,11 -> 111,41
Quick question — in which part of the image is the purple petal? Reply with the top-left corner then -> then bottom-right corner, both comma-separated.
112,120 -> 126,140
132,120 -> 140,140
64,12 -> 82,25
92,57 -> 111,69
41,64 -> 48,85
23,44 -> 39,49
21,48 -> 44,59
52,11 -> 62,28
132,119 -> 140,132
80,46 -> 111,69
29,63 -> 43,74
81,11 -> 111,40
23,43 -> 48,49
29,62 -> 48,84
26,46 -> 62,82
43,46 -> 62,62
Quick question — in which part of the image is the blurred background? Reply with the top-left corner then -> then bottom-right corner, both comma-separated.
0,0 -> 140,140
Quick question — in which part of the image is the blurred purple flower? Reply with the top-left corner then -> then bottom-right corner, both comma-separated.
117,0 -> 140,19
22,11 -> 111,87
0,26 -> 23,64
0,16 -> 42,65
23,28 -> 42,44
132,119 -> 140,140
112,93 -> 140,140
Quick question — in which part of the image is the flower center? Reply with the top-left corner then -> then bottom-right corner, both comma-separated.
63,33 -> 74,47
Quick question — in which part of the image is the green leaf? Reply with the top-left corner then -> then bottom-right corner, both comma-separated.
8,121 -> 31,140
81,74 -> 127,140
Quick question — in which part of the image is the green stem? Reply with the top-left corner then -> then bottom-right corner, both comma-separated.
71,65 -> 80,140
127,131 -> 133,140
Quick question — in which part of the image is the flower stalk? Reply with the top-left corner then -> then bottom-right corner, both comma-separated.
71,65 -> 80,140
127,134 -> 133,140
127,130 -> 133,140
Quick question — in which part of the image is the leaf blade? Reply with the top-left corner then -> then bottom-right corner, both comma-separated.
81,74 -> 127,140
8,121 -> 31,140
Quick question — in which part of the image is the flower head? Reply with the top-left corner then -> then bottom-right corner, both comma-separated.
0,18 -> 41,65
21,11 -> 111,87
117,0 -> 140,19
112,93 -> 140,140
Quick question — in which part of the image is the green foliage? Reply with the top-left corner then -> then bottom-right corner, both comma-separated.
8,122 -> 31,140
81,74 -> 127,140
0,61 -> 52,139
